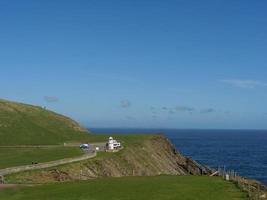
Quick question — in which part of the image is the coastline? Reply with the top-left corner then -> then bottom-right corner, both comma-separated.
90,128 -> 267,186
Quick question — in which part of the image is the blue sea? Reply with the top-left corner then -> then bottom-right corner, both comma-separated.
90,128 -> 267,185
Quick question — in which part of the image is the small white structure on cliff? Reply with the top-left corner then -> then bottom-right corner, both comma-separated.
107,137 -> 121,150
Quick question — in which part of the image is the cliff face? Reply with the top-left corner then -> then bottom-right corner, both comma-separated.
7,135 -> 211,183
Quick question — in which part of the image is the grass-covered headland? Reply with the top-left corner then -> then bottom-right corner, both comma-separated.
0,99 -> 103,169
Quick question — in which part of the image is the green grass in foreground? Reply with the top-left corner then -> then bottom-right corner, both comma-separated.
0,176 -> 248,200
0,147 -> 83,169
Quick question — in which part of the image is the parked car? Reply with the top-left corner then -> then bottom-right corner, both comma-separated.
79,144 -> 90,149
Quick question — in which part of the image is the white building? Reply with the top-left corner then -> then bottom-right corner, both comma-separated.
107,137 -> 121,150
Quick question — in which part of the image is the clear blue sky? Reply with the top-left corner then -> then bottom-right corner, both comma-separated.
1,0 -> 267,129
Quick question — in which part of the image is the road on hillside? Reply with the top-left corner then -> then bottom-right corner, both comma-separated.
0,143 -> 107,177
0,151 -> 96,176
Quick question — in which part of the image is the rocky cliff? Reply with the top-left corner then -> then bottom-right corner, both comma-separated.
6,135 -> 211,183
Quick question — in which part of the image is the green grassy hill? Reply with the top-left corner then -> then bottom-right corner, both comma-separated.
0,99 -> 90,145
0,176 -> 248,200
0,99 -> 101,168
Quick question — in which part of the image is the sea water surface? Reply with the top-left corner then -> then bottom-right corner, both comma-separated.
90,128 -> 267,185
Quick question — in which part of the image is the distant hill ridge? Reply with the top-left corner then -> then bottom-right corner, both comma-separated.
0,99 -> 89,145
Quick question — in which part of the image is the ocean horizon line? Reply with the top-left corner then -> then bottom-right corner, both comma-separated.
89,127 -> 267,131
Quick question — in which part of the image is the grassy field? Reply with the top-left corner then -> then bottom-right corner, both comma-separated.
0,147 -> 83,169
0,176 -> 248,200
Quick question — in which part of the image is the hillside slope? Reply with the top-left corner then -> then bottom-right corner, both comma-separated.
0,99 -> 89,145
6,135 -> 211,183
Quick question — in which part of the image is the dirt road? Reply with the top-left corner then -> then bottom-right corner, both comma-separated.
0,151 -> 96,176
